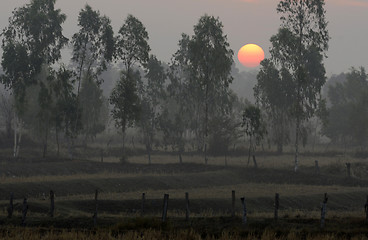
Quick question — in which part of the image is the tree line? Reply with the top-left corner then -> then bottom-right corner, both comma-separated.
0,0 -> 367,171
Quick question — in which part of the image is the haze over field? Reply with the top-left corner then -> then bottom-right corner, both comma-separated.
0,0 -> 367,75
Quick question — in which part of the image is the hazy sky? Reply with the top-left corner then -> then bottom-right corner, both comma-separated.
0,0 -> 367,75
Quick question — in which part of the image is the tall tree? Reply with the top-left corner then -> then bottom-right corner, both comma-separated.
188,15 -> 234,164
160,34 -> 191,163
242,105 -> 266,167
111,14 -> 150,161
71,4 -> 114,92
52,66 -> 82,158
1,0 -> 68,157
115,14 -> 150,76
109,70 -> 141,160
79,75 -> 108,146
139,55 -> 166,164
0,91 -> 13,139
254,59 -> 293,153
262,0 -> 329,171
323,67 -> 368,150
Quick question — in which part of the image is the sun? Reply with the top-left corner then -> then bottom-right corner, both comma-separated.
238,44 -> 265,68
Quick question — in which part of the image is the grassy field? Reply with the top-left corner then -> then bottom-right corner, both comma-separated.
0,148 -> 368,239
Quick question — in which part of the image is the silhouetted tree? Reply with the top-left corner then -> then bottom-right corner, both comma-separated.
1,0 -> 67,157
262,0 -> 329,171
242,105 -> 266,167
139,55 -> 166,164
111,14 -> 150,161
109,70 -> 141,161
255,59 -> 293,153
323,67 -> 368,150
188,15 -> 234,164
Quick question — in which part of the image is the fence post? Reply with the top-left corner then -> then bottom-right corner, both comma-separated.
100,149 -> 104,163
232,190 -> 236,217
240,197 -> 247,225
93,189 -> 98,226
315,160 -> 320,175
274,193 -> 279,221
364,195 -> 368,222
320,193 -> 328,228
141,193 -> 145,216
22,198 -> 28,226
346,163 -> 351,177
185,192 -> 190,221
49,190 -> 55,217
162,194 -> 169,222
7,192 -> 13,218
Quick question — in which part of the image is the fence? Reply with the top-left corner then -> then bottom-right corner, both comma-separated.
5,189 -> 368,229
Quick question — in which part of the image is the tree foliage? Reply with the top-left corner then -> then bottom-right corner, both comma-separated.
188,15 -> 234,163
323,67 -> 368,149
71,4 -> 114,88
257,0 -> 329,171
1,0 -> 67,113
116,14 -> 150,74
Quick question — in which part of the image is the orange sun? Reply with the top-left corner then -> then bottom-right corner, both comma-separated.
238,44 -> 265,68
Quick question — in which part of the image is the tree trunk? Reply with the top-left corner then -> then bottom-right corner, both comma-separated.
15,121 -> 22,158
179,151 -> 183,164
6,118 -> 11,139
43,128 -> 48,158
277,142 -> 283,154
204,84 -> 208,165
56,127 -> 60,157
253,155 -> 258,169
247,137 -> 252,166
13,112 -> 17,158
294,117 -> 300,172
67,135 -> 73,160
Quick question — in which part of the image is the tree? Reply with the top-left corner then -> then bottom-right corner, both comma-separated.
323,67 -> 368,150
79,75 -> 108,146
242,105 -> 266,168
109,70 -> 141,160
1,0 -> 68,157
188,15 -> 234,164
22,65 -> 54,158
71,4 -> 114,92
111,14 -> 150,161
52,66 -> 82,158
71,4 -> 114,147
0,90 -> 14,139
139,55 -> 166,164
115,14 -> 150,76
160,34 -> 192,163
262,0 -> 329,171
254,59 -> 293,153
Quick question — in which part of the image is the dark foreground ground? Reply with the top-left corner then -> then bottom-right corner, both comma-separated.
1,153 -> 368,239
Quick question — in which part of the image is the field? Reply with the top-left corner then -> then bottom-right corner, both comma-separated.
1,148 -> 368,239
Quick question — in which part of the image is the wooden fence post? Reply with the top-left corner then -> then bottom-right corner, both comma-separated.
100,149 -> 104,163
141,193 -> 145,216
162,194 -> 169,222
315,160 -> 320,175
49,190 -> 55,217
185,192 -> 190,221
364,195 -> 368,222
93,189 -> 98,226
320,193 -> 328,228
7,192 -> 13,218
346,163 -> 351,177
240,197 -> 247,225
22,198 -> 28,226
274,193 -> 279,221
232,190 -> 236,217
